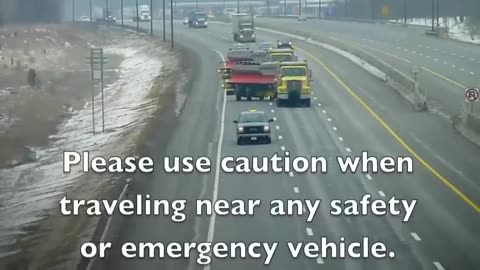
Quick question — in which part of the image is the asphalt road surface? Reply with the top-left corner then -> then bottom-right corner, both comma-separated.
257,17 -> 480,118
102,20 -> 480,270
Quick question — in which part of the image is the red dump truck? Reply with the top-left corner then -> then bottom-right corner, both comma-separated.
219,50 -> 273,100
224,61 -> 278,101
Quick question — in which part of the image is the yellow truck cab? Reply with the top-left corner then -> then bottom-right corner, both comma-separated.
268,48 -> 297,62
276,61 -> 312,107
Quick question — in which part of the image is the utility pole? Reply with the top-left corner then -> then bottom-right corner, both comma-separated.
403,0 -> 407,24
431,0 -> 435,31
121,0 -> 124,27
196,0 -> 198,9
266,0 -> 270,15
318,0 -> 321,18
436,0 -> 440,28
106,0 -> 109,16
298,0 -> 301,16
284,0 -> 286,16
237,0 -> 240,12
150,0 -> 154,36
89,0 -> 92,21
163,0 -> 166,41
136,0 -> 139,31
171,0 -> 174,49
72,0 -> 75,21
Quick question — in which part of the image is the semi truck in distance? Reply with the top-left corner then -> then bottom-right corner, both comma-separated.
188,11 -> 208,28
231,13 -> 256,43
137,5 -> 152,21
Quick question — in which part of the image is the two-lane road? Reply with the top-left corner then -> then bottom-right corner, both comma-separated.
101,21 -> 480,270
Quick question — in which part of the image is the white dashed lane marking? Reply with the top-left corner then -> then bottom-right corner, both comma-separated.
345,147 -> 352,153
316,257 -> 324,264
339,137 -> 344,141
288,172 -> 294,177
293,187 -> 299,193
280,146 -> 285,151
278,135 -> 283,140
275,125 -> 280,130
366,174 -> 373,180
327,118 -> 332,122
332,126 -> 337,131
322,110 -> 327,114
410,232 -> 422,241
378,191 -> 386,197
433,262 -> 446,270
306,228 -> 313,236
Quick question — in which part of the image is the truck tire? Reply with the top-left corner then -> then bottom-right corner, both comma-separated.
277,99 -> 283,107
236,94 -> 241,101
305,98 -> 311,107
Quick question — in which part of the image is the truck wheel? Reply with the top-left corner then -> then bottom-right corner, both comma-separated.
265,137 -> 272,144
236,94 -> 241,101
277,99 -> 283,107
247,95 -> 252,101
237,138 -> 243,145
305,98 -> 311,107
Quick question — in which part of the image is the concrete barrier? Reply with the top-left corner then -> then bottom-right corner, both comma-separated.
466,113 -> 480,133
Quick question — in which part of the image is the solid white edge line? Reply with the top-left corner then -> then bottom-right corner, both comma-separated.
203,51 -> 227,270
86,183 -> 129,270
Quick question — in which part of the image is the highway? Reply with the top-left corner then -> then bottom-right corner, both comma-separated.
101,20 -> 480,270
257,17 -> 480,118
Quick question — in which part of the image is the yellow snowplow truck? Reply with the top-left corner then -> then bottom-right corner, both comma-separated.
268,48 -> 298,62
275,61 -> 312,107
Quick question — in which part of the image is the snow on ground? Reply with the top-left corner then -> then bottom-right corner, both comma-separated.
0,42 -> 164,255
390,17 -> 480,45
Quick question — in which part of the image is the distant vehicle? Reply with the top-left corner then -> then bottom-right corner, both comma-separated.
183,17 -> 189,25
106,15 -> 116,23
233,109 -> 274,145
277,39 -> 293,49
258,41 -> 274,51
137,5 -> 152,21
188,10 -> 208,28
79,16 -> 91,22
298,15 -> 307,21
94,7 -> 116,23
231,13 -> 256,43
269,48 -> 297,62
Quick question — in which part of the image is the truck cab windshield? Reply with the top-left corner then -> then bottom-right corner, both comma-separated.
281,67 -> 306,77
239,113 -> 267,123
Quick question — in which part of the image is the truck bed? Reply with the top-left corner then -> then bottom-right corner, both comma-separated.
228,74 -> 276,84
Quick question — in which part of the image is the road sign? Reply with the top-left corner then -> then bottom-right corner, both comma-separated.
465,88 -> 479,102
